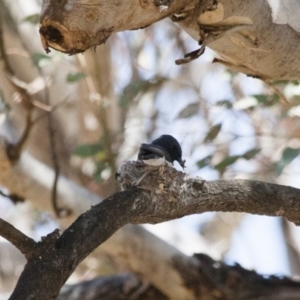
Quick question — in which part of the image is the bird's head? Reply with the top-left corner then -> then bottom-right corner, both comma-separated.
152,135 -> 186,168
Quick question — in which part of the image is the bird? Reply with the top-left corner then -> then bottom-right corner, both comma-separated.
137,134 -> 186,169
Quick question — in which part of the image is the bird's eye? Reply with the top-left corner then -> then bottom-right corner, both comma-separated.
172,145 -> 178,151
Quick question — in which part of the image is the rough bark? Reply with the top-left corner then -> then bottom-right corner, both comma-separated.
4,161 -> 300,299
190,253 -> 300,300
39,0 -> 300,80
58,273 -> 167,300
0,219 -> 36,259
57,258 -> 300,300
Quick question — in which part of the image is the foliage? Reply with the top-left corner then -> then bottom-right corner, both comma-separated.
22,13 -> 39,24
66,72 -> 86,83
275,147 -> 299,176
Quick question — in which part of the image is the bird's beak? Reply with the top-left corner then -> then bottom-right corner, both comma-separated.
178,158 -> 186,169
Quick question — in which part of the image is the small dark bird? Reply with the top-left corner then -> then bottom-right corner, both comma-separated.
138,134 -> 185,169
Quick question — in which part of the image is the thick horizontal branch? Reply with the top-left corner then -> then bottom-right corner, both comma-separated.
58,273 -> 167,300
57,264 -> 300,300
140,178 -> 300,224
39,0 -> 300,79
9,163 -> 300,299
0,218 -> 36,259
192,253 -> 300,300
116,162 -> 300,225
39,0 -> 198,54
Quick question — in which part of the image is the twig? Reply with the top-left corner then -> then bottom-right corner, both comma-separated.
0,13 -> 34,163
32,96 -> 71,123
41,69 -> 70,218
0,189 -> 24,204
175,46 -> 206,65
0,218 -> 36,259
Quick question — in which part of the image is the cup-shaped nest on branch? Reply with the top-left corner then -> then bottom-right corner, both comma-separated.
116,161 -> 205,203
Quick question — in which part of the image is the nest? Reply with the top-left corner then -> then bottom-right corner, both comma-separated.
115,161 -> 187,202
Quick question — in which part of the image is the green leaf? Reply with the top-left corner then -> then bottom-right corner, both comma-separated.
0,89 -> 10,112
93,162 -> 108,182
216,100 -> 232,109
271,80 -> 297,85
253,94 -> 279,106
214,155 -> 240,172
253,94 -> 268,103
242,148 -> 261,160
66,72 -> 86,83
204,124 -> 222,143
177,103 -> 199,119
119,80 -> 151,108
31,53 -> 51,66
119,77 -> 166,108
196,155 -> 212,169
73,143 -> 103,157
22,14 -> 40,24
275,147 -> 299,176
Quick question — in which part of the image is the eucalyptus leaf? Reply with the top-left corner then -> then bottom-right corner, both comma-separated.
204,124 -> 222,143
23,14 -> 40,24
93,162 -> 109,182
214,155 -> 240,172
119,77 -> 166,108
66,72 -> 86,83
177,103 -> 199,119
253,94 -> 279,106
216,100 -> 232,109
196,155 -> 212,169
73,143 -> 103,158
275,147 -> 299,176
242,148 -> 261,160
119,80 -> 150,108
31,53 -> 51,66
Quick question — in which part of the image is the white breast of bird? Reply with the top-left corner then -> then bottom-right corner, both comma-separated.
142,157 -> 172,167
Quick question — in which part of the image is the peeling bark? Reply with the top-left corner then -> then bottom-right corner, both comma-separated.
39,0 -> 198,54
39,0 -> 300,80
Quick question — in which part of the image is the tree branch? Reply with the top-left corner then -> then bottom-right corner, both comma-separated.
39,0 -> 198,54
0,218 -> 36,259
39,0 -> 300,80
116,162 -> 300,225
58,273 -> 167,300
191,253 -> 300,300
8,162 -> 300,299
